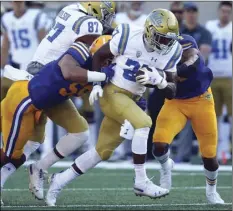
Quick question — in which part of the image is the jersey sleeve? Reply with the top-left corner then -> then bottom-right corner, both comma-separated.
109,23 -> 130,56
66,42 -> 91,66
34,12 -> 48,31
162,42 -> 183,72
72,16 -> 103,38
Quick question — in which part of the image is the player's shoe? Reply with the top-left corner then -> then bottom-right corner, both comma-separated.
160,158 -> 174,190
28,164 -> 46,200
134,179 -> 169,199
206,192 -> 225,204
1,199 -> 4,206
45,173 -> 62,206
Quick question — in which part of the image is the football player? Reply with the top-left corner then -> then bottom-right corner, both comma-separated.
0,35 -> 114,204
44,9 -> 182,206
206,1 -> 232,163
0,1 -> 116,201
1,1 -> 48,100
134,34 -> 224,204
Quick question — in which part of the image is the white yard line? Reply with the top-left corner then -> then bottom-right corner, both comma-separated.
2,203 -> 232,208
24,160 -> 232,171
2,186 -> 231,192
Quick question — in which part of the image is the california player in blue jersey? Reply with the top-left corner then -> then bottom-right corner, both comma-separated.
0,36 -> 114,200
148,34 -> 224,204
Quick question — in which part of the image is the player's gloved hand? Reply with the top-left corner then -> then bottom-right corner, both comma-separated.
136,97 -> 147,111
89,85 -> 103,105
120,120 -> 135,140
136,67 -> 168,89
101,64 -> 115,84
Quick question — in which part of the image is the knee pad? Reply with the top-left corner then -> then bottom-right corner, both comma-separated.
132,127 -> 150,154
56,130 -> 89,157
152,143 -> 169,157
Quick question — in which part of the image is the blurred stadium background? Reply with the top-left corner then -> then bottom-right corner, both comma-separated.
0,1 -> 232,210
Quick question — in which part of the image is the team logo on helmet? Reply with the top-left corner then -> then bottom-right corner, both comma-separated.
102,1 -> 113,8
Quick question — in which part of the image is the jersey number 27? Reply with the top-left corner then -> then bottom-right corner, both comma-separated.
47,22 -> 65,42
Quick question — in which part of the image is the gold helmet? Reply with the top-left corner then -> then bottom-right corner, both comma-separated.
80,1 -> 116,27
90,35 -> 112,55
144,9 -> 179,52
90,35 -> 113,66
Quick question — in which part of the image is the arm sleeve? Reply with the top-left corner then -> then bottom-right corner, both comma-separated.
66,42 -> 91,66
109,24 -> 130,56
72,17 -> 103,37
163,43 -> 183,72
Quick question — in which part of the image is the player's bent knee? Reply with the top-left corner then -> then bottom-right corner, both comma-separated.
56,130 -> 89,157
95,147 -> 114,161
138,116 -> 152,129
200,145 -> 217,158
152,143 -> 169,157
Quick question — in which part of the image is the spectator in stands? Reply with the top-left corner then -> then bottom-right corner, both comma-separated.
206,1 -> 232,164
115,2 -> 147,26
181,2 -> 212,60
170,1 -> 184,28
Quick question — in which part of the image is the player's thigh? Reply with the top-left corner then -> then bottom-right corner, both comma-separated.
1,78 -> 14,101
210,80 -> 222,116
96,116 -> 122,160
191,96 -> 217,158
45,99 -> 88,133
2,96 -> 36,159
153,100 -> 187,144
29,111 -> 47,143
100,90 -> 151,129
222,78 -> 232,116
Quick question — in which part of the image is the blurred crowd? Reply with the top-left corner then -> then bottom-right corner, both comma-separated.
1,1 -> 232,164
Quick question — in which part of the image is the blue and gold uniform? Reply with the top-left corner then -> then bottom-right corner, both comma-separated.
1,42 -> 92,159
153,34 -> 218,158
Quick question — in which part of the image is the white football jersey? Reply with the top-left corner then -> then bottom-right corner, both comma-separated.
115,12 -> 147,27
206,20 -> 232,78
32,3 -> 103,65
1,9 -> 48,70
109,24 -> 182,96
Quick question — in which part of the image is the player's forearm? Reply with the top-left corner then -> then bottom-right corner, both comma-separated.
1,34 -> 9,69
38,28 -> 47,42
1,49 -> 8,69
177,58 -> 200,78
61,65 -> 106,83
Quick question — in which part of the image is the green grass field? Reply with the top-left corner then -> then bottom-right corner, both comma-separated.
1,167 -> 232,211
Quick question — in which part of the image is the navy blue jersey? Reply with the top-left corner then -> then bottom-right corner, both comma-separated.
175,34 -> 213,99
28,42 -> 92,110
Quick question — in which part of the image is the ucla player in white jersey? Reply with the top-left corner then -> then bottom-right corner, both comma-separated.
206,1 -> 232,163
1,1 -> 47,70
44,9 -> 182,206
0,1 -> 47,101
24,1 -> 116,201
